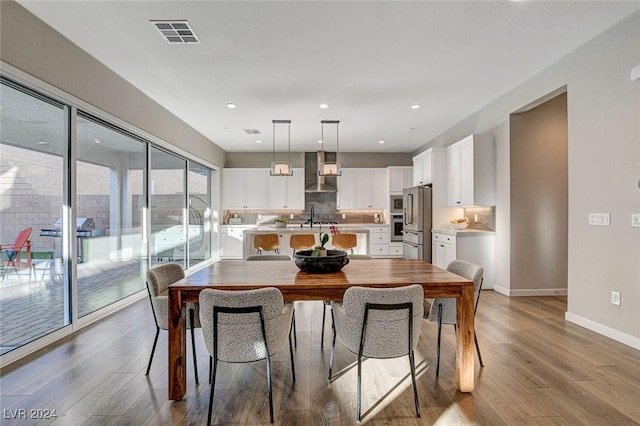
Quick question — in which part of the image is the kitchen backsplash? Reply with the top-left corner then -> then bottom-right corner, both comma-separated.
463,206 -> 495,231
223,210 -> 384,225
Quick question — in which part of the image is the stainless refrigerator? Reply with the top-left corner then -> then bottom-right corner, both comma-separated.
402,185 -> 432,261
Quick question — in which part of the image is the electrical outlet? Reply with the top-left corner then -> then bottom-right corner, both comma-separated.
289,213 -> 294,219
632,213 -> 640,228
341,213 -> 346,219
611,291 -> 621,306
588,213 -> 610,226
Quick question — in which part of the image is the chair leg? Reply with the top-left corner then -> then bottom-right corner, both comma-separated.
321,301 -> 326,349
357,352 -> 363,422
207,357 -> 218,426
474,332 -> 484,367
409,350 -> 421,417
209,356 -> 213,384
189,309 -> 199,385
328,310 -> 337,380
292,308 -> 297,348
436,303 -> 443,377
289,319 -> 296,383
145,327 -> 160,376
266,353 -> 274,423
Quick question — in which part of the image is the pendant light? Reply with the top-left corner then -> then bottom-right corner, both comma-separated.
270,119 -> 293,176
318,120 -> 341,176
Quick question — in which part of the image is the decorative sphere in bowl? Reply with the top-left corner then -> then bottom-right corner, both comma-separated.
451,222 -> 468,230
294,250 -> 349,273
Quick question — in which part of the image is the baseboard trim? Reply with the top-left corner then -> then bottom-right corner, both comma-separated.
492,285 -> 567,297
565,312 -> 640,350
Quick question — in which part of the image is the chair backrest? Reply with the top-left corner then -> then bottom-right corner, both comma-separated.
331,233 -> 357,250
446,260 -> 483,296
338,285 -> 424,358
289,233 -> 315,250
147,263 -> 185,297
253,234 -> 280,251
199,287 -> 291,363
12,227 -> 33,250
246,254 -> 291,261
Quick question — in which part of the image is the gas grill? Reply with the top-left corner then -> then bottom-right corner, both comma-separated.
40,218 -> 96,263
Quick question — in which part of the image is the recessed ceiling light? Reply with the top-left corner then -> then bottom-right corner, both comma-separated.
226,103 -> 237,109
318,139 -> 324,144
319,103 -> 329,109
93,138 -> 101,144
256,140 -> 262,144
378,140 -> 385,144
411,104 -> 421,109
37,141 -> 48,145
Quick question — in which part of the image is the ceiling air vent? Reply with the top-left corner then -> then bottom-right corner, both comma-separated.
243,129 -> 261,135
150,20 -> 200,44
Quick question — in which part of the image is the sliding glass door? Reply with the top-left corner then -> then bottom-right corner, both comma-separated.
0,78 -> 69,354
75,114 -> 147,317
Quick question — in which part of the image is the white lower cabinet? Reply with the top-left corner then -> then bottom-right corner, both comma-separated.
388,242 -> 403,257
432,231 -> 495,289
361,225 -> 390,258
221,226 -> 253,259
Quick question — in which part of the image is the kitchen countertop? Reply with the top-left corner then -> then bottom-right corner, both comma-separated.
246,226 -> 371,233
432,228 -> 495,237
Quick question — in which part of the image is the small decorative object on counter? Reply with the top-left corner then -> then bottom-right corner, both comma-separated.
312,232 -> 330,257
450,217 -> 469,230
274,216 -> 287,228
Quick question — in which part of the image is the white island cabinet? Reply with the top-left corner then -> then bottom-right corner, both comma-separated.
432,229 -> 495,289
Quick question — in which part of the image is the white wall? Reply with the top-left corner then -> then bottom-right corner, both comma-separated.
415,11 -> 640,347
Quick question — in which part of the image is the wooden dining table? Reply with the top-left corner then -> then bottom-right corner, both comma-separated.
168,258 -> 475,400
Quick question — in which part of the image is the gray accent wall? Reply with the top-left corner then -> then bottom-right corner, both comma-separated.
0,1 -> 225,168
414,11 -> 640,346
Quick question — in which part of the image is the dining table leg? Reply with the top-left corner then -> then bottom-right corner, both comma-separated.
456,285 -> 475,392
168,287 -> 187,400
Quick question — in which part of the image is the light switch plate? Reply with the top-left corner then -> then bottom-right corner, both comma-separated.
632,213 -> 640,228
588,213 -> 610,226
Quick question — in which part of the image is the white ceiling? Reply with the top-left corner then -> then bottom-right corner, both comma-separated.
17,1 -> 640,154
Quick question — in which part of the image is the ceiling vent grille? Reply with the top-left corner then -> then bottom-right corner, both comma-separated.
150,20 -> 200,44
243,129 -> 261,135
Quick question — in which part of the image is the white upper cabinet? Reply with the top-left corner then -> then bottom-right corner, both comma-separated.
338,168 -> 387,209
266,168 -> 304,210
446,134 -> 495,207
412,149 -> 433,186
223,168 -> 269,210
388,166 -> 413,193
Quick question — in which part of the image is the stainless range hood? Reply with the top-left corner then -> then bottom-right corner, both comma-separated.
304,151 -> 337,192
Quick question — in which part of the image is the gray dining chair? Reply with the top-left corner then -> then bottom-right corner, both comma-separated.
199,287 -> 296,425
329,284 -> 424,421
146,263 -> 201,384
424,259 -> 484,376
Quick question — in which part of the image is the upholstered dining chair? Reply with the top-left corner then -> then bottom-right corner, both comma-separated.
329,284 -> 424,421
245,253 -> 297,346
331,233 -> 357,254
289,233 -> 315,255
199,287 -> 296,425
146,263 -> 201,384
319,253 -> 372,349
253,233 -> 281,254
424,259 -> 484,376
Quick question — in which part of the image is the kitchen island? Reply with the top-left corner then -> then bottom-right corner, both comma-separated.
243,225 -> 371,258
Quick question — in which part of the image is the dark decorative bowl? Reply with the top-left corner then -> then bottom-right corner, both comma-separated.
293,250 -> 349,273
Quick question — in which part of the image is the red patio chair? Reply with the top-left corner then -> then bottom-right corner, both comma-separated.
1,227 -> 34,280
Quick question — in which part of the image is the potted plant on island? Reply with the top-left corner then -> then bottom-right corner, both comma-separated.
274,216 -> 287,228
311,232 -> 330,257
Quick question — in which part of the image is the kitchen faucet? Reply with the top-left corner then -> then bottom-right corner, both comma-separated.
306,206 -> 314,228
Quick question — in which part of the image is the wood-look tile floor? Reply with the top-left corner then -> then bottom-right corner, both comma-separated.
1,291 -> 639,425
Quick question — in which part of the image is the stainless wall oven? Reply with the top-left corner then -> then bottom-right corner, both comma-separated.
390,214 -> 403,242
390,195 -> 403,214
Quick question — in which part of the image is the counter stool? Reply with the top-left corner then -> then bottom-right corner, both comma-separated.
331,233 -> 357,254
289,234 -> 316,255
253,233 -> 280,254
